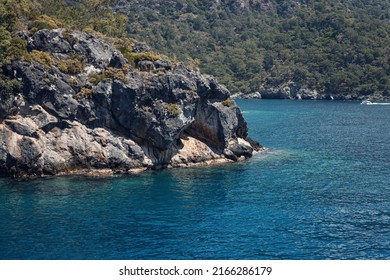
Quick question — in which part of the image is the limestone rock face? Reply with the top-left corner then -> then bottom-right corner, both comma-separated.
0,29 -> 262,178
260,83 -> 332,100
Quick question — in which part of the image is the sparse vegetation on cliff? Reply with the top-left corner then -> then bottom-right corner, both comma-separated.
29,50 -> 54,69
0,19 -> 261,178
222,99 -> 234,107
164,103 -> 181,117
57,57 -> 84,74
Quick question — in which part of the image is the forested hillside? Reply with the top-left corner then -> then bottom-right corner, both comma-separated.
1,0 -> 389,99
115,0 -> 390,99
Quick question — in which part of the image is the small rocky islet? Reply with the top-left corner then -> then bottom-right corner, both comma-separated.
0,29 -> 262,178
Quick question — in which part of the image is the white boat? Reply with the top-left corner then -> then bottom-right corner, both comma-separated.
361,100 -> 390,105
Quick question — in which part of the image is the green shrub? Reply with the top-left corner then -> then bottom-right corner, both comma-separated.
79,87 -> 93,95
128,52 -> 164,68
164,103 -> 181,117
88,67 -> 127,85
222,99 -> 235,107
31,15 -> 59,31
29,50 -> 54,69
82,28 -> 109,41
6,37 -> 29,63
61,29 -> 77,45
185,57 -> 200,71
115,39 -> 165,68
0,26 -> 11,65
58,58 -> 83,74
87,13 -> 128,38
115,38 -> 136,58
104,67 -> 127,82
0,76 -> 22,94
88,72 -> 106,86
68,76 -> 78,85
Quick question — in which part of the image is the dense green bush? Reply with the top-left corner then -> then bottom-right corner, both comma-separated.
5,37 -> 29,63
88,67 -> 127,85
0,75 -> 22,94
31,15 -> 59,31
88,72 -> 106,86
57,58 -> 83,74
0,26 -> 11,65
29,50 -> 54,69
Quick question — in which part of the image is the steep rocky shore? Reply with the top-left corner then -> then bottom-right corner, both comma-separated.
0,29 -> 261,178
232,84 -> 389,101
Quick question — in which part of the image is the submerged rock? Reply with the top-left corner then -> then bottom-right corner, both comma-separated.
0,29 -> 262,178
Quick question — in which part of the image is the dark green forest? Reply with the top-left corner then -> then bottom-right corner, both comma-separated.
118,0 -> 390,99
1,0 -> 390,99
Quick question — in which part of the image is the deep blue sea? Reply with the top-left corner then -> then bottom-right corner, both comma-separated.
1,100 -> 389,260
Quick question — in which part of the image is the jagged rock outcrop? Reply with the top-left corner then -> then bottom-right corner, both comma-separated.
260,83 -> 333,100
231,91 -> 262,99
0,29 -> 261,178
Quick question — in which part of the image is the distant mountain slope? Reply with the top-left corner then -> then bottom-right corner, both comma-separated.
114,0 -> 390,100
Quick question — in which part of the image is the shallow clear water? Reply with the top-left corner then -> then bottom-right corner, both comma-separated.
1,100 -> 389,259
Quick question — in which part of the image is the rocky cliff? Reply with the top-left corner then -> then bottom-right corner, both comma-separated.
0,29 -> 261,178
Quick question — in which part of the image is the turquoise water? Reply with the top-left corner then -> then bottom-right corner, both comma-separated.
1,100 -> 389,259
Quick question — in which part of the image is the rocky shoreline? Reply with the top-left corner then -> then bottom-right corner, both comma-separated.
0,29 -> 262,178
231,83 -> 390,101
